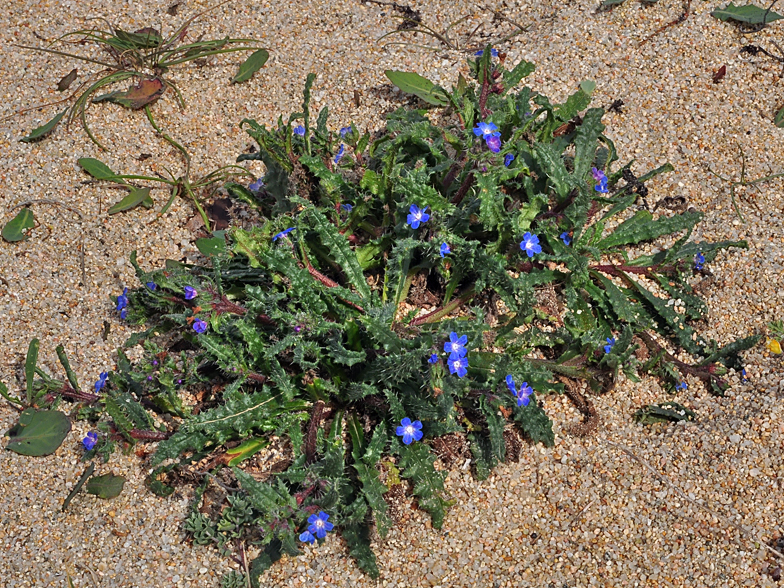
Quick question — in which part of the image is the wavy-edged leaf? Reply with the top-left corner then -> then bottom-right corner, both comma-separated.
385,70 -> 449,106
108,187 -> 154,214
343,523 -> 380,578
20,109 -> 67,143
597,209 -> 702,250
626,276 -> 704,355
634,402 -> 696,424
573,108 -> 605,181
232,49 -> 269,83
152,381 -> 307,465
2,208 -> 35,243
512,398 -> 554,447
502,60 -> 535,93
399,442 -> 449,528
554,87 -> 592,122
533,142 -> 572,199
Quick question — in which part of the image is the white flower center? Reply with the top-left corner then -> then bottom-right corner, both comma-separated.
314,519 -> 324,529
405,425 -> 414,436
453,360 -> 460,369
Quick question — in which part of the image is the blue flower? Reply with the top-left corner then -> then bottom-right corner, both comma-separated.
249,177 -> 264,192
485,135 -> 502,153
293,125 -> 306,136
184,286 -> 197,300
440,243 -> 451,258
116,287 -> 129,320
341,203 -> 353,212
520,232 -> 542,258
448,355 -> 469,378
473,121 -> 501,138
82,431 -> 98,451
675,382 -> 688,391
339,126 -> 352,137
505,375 -> 533,407
604,337 -> 616,354
406,204 -> 430,229
560,232 -> 572,246
334,144 -> 345,165
94,372 -> 109,394
273,227 -> 296,241
504,153 -> 515,167
741,368 -> 748,383
474,48 -> 499,57
307,511 -> 334,539
444,332 -> 467,358
396,417 -> 423,445
592,167 -> 609,193
146,281 -> 157,291
694,252 -> 705,271
299,530 -> 316,544
428,353 -> 438,364
193,318 -> 208,334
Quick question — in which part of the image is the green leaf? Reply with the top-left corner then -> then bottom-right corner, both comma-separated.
573,108 -> 606,181
55,345 -> 81,394
85,473 -> 126,499
627,278 -> 704,355
533,142 -> 573,199
579,80 -> 596,95
399,442 -> 448,528
385,70 -> 449,106
249,541 -> 284,588
775,105 -> 784,128
232,49 -> 269,83
20,109 -> 67,143
5,409 -> 71,456
195,231 -> 227,257
224,437 -> 268,466
711,3 -> 783,24
2,208 -> 35,243
113,28 -> 163,49
554,87 -> 592,122
342,524 -> 380,578
107,187 -> 154,214
62,463 -> 95,512
0,380 -> 23,407
301,204 -> 372,302
501,60 -> 535,93
78,158 -> 125,183
597,210 -> 702,250
512,399 -> 554,447
634,402 -> 696,424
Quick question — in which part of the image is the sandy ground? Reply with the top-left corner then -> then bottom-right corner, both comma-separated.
1,0 -> 783,586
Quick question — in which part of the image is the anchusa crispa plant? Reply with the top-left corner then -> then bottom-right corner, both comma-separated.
28,46 -> 759,585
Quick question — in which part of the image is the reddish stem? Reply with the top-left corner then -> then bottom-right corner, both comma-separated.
58,384 -> 100,403
130,429 -> 172,441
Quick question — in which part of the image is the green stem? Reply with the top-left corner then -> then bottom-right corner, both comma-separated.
182,181 -> 212,232
144,105 -> 191,177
